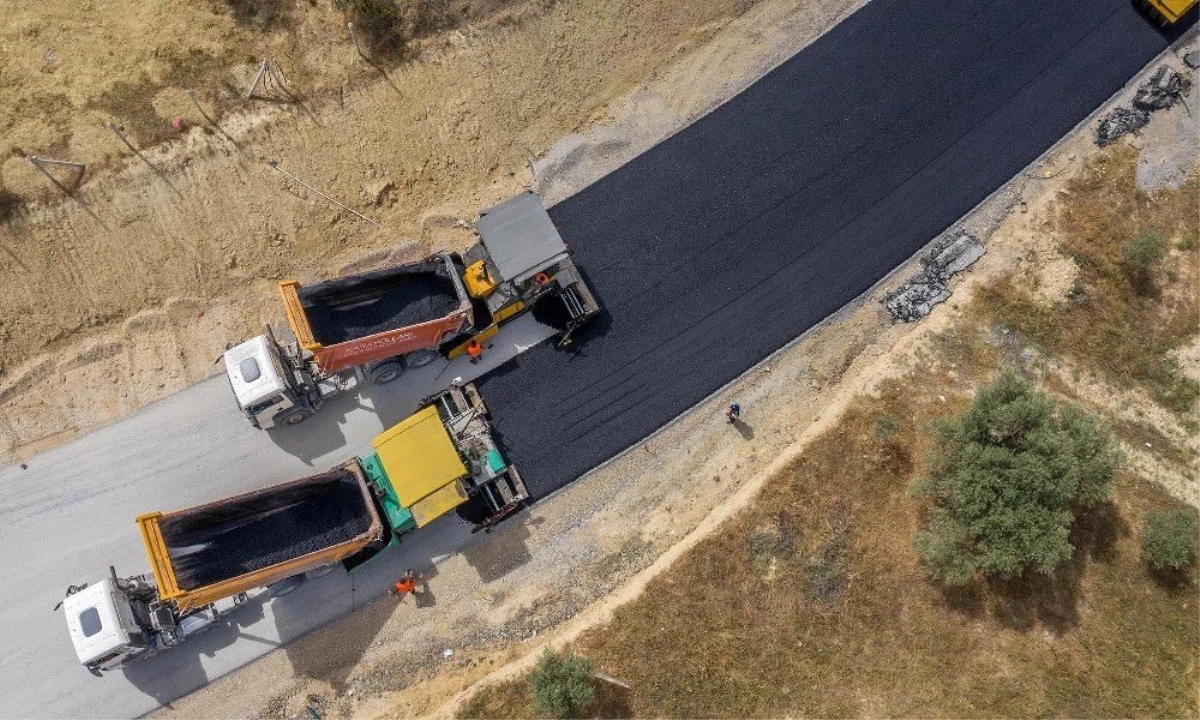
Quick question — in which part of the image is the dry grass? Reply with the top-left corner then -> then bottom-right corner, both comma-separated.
976,147 -> 1200,414
459,367 -> 1198,718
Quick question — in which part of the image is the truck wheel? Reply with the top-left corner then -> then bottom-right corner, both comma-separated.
369,360 -> 405,384
268,575 -> 305,598
306,564 -> 336,579
405,348 -> 440,368
279,409 -> 313,426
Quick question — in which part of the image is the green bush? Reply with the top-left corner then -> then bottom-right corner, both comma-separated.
335,0 -> 451,56
528,648 -> 594,719
1142,509 -> 1199,571
1122,229 -> 1168,293
910,369 -> 1123,585
874,414 -> 901,443
1122,229 -> 1168,269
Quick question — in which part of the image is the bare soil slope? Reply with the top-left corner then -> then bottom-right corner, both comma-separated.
0,0 -> 761,462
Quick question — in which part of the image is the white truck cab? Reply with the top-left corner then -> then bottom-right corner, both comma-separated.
63,578 -> 145,674
223,335 -> 299,430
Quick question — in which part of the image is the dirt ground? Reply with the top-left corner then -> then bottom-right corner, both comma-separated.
0,0 -> 769,463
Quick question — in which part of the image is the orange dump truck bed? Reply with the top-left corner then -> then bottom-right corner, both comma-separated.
137,460 -> 384,611
280,252 -> 472,373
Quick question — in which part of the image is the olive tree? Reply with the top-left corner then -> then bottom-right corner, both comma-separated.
911,370 -> 1123,585
528,648 -> 594,719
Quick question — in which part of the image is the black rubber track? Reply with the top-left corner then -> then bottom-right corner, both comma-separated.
479,0 -> 1193,499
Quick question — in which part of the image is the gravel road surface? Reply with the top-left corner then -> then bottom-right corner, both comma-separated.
0,318 -> 554,720
480,0 -> 1192,498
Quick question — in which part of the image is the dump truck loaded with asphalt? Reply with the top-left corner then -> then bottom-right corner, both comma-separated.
61,382 -> 526,675
224,191 -> 599,429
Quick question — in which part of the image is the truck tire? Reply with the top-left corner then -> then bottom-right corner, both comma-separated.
368,359 -> 405,384
306,564 -> 336,579
279,408 -> 313,426
405,348 -> 440,368
268,575 -> 305,598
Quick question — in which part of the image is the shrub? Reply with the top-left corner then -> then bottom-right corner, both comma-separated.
1142,509 -> 1199,571
528,648 -> 594,719
910,370 -> 1123,585
874,414 -> 901,443
1122,229 -> 1168,269
1122,229 -> 1168,293
335,0 -> 451,56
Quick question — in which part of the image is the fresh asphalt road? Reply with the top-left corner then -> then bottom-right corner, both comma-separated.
1,0 -> 1192,717
481,0 -> 1193,498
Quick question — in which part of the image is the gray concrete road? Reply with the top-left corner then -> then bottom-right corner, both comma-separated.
0,316 -> 554,720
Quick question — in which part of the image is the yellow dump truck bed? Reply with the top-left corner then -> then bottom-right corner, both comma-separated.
138,461 -> 383,611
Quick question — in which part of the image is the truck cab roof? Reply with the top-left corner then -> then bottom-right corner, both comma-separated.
224,335 -> 288,409
63,579 -> 132,666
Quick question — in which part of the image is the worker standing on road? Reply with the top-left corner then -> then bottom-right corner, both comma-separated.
726,403 -> 741,424
467,340 -> 483,364
391,570 -> 418,599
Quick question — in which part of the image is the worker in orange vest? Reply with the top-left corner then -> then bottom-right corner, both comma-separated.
467,339 -> 484,364
391,569 -> 418,598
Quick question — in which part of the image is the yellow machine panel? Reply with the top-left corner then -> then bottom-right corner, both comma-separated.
446,324 -> 500,360
463,260 -> 496,299
1145,0 -> 1196,23
373,405 -> 467,506
410,482 -> 469,527
493,300 -> 525,324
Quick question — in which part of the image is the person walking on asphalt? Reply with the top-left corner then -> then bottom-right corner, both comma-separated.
467,340 -> 483,364
726,403 -> 741,424
391,570 -> 418,599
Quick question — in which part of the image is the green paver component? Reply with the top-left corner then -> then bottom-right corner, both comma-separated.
359,452 -> 416,538
486,448 -> 505,474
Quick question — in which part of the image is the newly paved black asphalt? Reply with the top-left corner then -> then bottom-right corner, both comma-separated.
480,0 -> 1192,499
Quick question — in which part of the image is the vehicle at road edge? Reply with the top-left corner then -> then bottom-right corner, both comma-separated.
223,191 -> 599,429
61,382 -> 526,675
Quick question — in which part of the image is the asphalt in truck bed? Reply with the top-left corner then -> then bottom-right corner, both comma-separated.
163,472 -> 372,589
478,0 -> 1191,499
301,271 -> 460,345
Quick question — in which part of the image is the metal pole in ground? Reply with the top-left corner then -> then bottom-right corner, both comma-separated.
25,156 -> 107,228
348,23 -> 368,61
247,59 -> 269,99
26,156 -> 86,192
107,123 -> 182,196
266,161 -> 380,226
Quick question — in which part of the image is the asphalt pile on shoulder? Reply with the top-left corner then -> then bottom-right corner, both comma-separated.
1097,65 -> 1191,146
884,232 -> 985,323
162,471 -> 372,589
